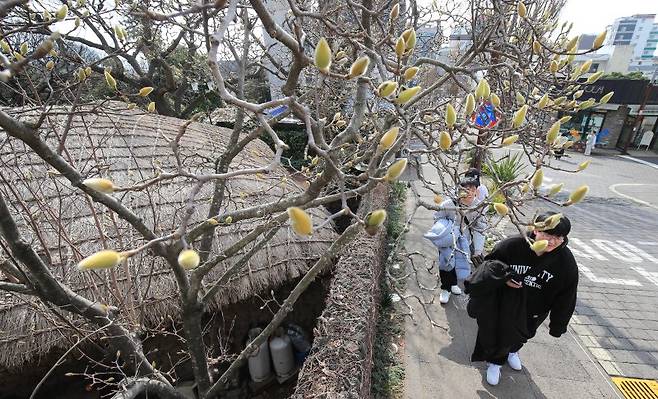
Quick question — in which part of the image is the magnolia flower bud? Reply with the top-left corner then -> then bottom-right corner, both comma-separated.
586,71 -> 604,84
532,40 -> 541,54
494,203 -> 509,216
521,183 -> 530,194
19,42 -> 28,56
537,93 -> 549,109
77,68 -> 86,81
390,3 -> 399,21
365,209 -> 387,227
515,92 -> 525,105
403,66 -> 419,81
207,218 -> 219,226
599,91 -> 614,104
546,121 -> 560,145
347,56 -> 369,79
139,86 -> 154,96
475,78 -> 488,99
287,207 -> 313,236
394,86 -> 421,104
445,103 -> 456,127
578,99 -> 595,110
379,126 -> 399,150
377,81 -> 398,97
553,96 -> 566,106
439,131 -> 452,150
566,36 -> 579,52
491,93 -> 501,107
530,169 -> 543,190
147,102 -> 156,112
402,28 -> 416,50
56,4 -> 68,20
567,185 -> 589,205
46,60 -> 55,70
78,250 -> 123,271
335,50 -> 346,60
512,105 -> 528,128
530,240 -> 549,254
75,16 -> 81,28
83,178 -> 115,193
43,9 -> 52,21
225,216 -> 233,224
592,30 -> 607,49
384,158 -> 408,182
395,36 -> 406,58
14,52 -> 24,61
548,183 -> 563,196
178,249 -> 200,270
502,135 -> 519,146
104,70 -> 117,90
314,38 -> 331,72
541,213 -> 562,230
579,60 -> 592,74
517,1 -> 527,18
465,93 -> 475,116
549,60 -> 558,73
573,90 -> 584,99
558,116 -> 572,124
577,160 -> 590,171
0,40 -> 10,54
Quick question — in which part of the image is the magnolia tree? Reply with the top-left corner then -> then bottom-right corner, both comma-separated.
0,0 -> 611,397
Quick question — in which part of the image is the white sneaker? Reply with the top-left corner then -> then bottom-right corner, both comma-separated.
450,285 -> 462,295
507,352 -> 522,370
486,363 -> 501,386
439,290 -> 450,304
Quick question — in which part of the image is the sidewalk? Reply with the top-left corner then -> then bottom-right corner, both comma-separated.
402,171 -> 622,399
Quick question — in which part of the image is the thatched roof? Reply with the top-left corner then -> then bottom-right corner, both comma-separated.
0,101 -> 337,369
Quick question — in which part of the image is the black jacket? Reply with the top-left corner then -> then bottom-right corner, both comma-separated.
485,235 -> 579,337
465,260 -> 529,362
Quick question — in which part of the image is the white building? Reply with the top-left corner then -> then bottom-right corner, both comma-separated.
608,14 -> 658,75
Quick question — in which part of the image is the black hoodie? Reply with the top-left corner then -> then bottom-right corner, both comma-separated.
484,235 -> 579,337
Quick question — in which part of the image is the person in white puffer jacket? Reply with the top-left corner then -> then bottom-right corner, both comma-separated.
424,177 -> 487,304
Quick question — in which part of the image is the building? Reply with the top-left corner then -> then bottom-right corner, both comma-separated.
558,79 -> 658,152
608,14 -> 658,75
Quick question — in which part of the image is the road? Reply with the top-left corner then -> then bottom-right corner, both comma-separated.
403,146 -> 658,398
535,149 -> 658,380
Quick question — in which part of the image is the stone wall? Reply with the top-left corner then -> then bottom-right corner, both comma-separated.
291,184 -> 390,399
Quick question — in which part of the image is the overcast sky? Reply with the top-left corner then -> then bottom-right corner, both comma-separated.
559,0 -> 658,35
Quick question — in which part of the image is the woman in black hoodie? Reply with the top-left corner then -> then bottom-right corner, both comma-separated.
473,211 -> 579,386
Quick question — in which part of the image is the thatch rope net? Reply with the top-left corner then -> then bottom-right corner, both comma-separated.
0,101 -> 337,368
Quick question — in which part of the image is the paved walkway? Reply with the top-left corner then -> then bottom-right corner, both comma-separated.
402,159 -> 623,399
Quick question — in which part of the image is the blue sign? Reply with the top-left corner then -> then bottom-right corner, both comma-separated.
266,105 -> 288,118
470,101 -> 500,129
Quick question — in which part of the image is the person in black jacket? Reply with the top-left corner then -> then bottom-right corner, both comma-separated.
479,211 -> 579,385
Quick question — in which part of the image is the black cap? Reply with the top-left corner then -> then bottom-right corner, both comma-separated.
535,211 -> 571,237
465,168 -> 481,186
459,177 -> 479,188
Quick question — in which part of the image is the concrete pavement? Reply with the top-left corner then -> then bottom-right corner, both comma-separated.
402,147 -> 658,398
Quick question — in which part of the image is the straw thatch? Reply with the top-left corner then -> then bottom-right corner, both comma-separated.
0,101 -> 337,369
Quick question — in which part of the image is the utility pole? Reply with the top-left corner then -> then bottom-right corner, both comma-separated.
621,68 -> 657,154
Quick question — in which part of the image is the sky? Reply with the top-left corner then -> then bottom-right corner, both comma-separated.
558,0 -> 658,35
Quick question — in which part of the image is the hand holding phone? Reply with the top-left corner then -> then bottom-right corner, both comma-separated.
506,279 -> 522,288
